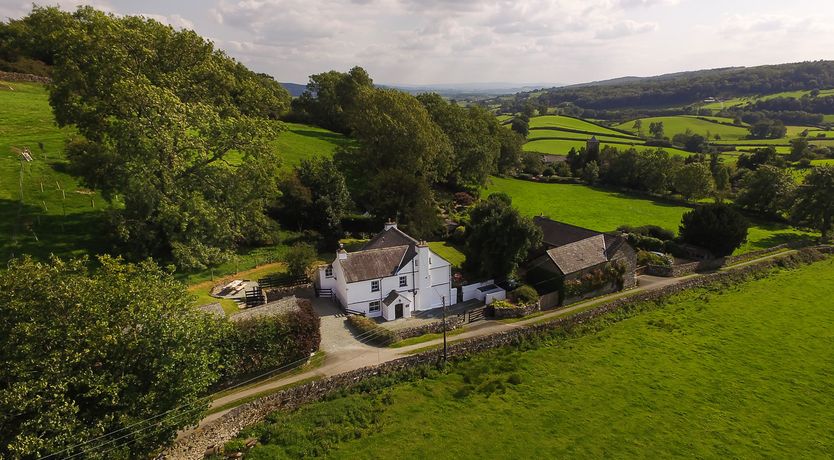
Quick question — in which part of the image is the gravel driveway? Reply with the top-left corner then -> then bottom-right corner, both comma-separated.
312,297 -> 375,353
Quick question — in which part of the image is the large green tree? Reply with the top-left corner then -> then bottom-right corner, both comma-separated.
17,6 -> 291,269
792,166 -> 834,241
277,158 -> 352,241
336,88 -> 452,236
735,165 -> 796,217
292,66 -> 374,134
463,193 -> 542,279
417,93 -> 500,188
0,256 -> 225,459
673,162 -> 715,201
679,204 -> 750,257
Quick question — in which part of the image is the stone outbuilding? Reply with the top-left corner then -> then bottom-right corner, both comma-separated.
523,216 -> 637,308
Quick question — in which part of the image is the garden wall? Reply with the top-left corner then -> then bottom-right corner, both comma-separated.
645,242 -> 809,278
0,71 -> 50,83
392,315 -> 466,341
163,247 -> 830,460
492,302 -> 540,319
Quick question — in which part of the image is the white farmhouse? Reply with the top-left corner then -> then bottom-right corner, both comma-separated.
315,222 -> 455,321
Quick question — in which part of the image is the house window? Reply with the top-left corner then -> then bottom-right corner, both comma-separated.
399,276 -> 407,287
369,301 -> 380,312
371,280 -> 380,292
325,266 -> 333,278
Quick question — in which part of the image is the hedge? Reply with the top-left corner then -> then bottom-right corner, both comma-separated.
217,301 -> 321,386
347,315 -> 397,346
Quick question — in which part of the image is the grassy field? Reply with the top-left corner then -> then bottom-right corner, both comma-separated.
484,176 -> 813,254
529,115 -> 634,137
237,257 -> 834,459
0,81 -> 345,280
702,87 -> 834,110
526,130 -> 636,142
615,116 -> 750,140
428,241 -> 465,269
0,80 -> 108,261
273,122 -> 351,170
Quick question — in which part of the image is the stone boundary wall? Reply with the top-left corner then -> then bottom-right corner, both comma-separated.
645,242 -> 806,278
163,247 -> 831,459
265,284 -> 313,301
493,302 -> 540,319
392,314 -> 465,341
0,71 -> 50,83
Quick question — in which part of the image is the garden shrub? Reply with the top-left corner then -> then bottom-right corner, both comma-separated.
284,243 -> 317,279
453,191 -> 475,207
452,225 -> 467,242
346,314 -> 397,346
218,300 -> 321,386
637,250 -> 671,266
510,285 -> 539,304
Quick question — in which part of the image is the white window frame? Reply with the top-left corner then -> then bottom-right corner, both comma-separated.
399,275 -> 407,288
369,300 -> 381,312
371,280 -> 380,292
325,266 -> 334,278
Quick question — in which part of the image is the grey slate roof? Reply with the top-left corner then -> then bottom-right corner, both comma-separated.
534,216 -> 600,247
362,227 -> 418,250
546,234 -> 609,274
341,245 -> 409,283
382,290 -> 408,306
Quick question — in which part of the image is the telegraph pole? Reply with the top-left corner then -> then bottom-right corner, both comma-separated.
442,296 -> 447,366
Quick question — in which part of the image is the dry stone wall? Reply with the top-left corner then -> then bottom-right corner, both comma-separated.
163,247 -> 830,459
0,71 -> 50,83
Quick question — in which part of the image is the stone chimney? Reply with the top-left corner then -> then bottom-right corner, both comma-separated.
384,219 -> 397,231
337,243 -> 348,260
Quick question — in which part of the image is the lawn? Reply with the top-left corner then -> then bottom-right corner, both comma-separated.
428,241 -> 465,269
483,176 -> 813,254
615,116 -> 750,140
237,257 -> 834,459
272,122 -> 352,170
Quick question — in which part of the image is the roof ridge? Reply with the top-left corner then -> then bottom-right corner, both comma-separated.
349,244 -> 409,255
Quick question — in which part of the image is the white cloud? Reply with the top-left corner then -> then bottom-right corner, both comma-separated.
138,13 -> 195,30
594,19 -> 658,39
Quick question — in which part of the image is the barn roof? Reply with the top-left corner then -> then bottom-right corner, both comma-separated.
546,234 -> 609,275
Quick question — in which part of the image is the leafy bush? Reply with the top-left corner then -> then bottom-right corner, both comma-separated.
542,167 -> 555,177
626,234 -> 665,252
618,224 -> 675,241
452,225 -> 467,242
510,285 -> 539,304
219,300 -> 321,385
637,250 -> 671,266
453,191 -> 475,207
490,300 -> 519,309
284,243 -> 317,279
346,314 -> 397,346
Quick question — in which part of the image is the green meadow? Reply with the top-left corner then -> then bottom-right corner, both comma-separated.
529,115 -> 635,137
615,116 -> 750,140
484,176 -> 813,254
702,87 -> 834,110
0,80 -> 107,261
238,256 -> 834,459
0,81 -> 347,271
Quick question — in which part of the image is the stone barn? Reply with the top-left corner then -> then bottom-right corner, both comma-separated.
523,217 -> 636,308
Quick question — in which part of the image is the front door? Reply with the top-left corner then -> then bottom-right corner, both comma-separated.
395,303 -> 403,319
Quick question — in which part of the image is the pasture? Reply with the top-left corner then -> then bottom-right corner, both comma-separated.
528,115 -> 636,138
702,87 -> 834,110
484,176 -> 812,254
237,257 -> 834,459
0,80 -> 107,261
615,116 -> 750,140
0,81 -> 347,276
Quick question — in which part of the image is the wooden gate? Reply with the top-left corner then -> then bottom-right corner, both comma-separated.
468,306 -> 486,323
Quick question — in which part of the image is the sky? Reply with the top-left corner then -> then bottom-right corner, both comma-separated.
1,0 -> 833,86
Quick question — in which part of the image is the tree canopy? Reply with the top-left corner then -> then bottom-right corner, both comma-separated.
792,166 -> 834,241
463,193 -> 542,279
679,204 -> 750,257
291,66 -> 374,134
0,256 -> 225,459
11,6 -> 291,269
